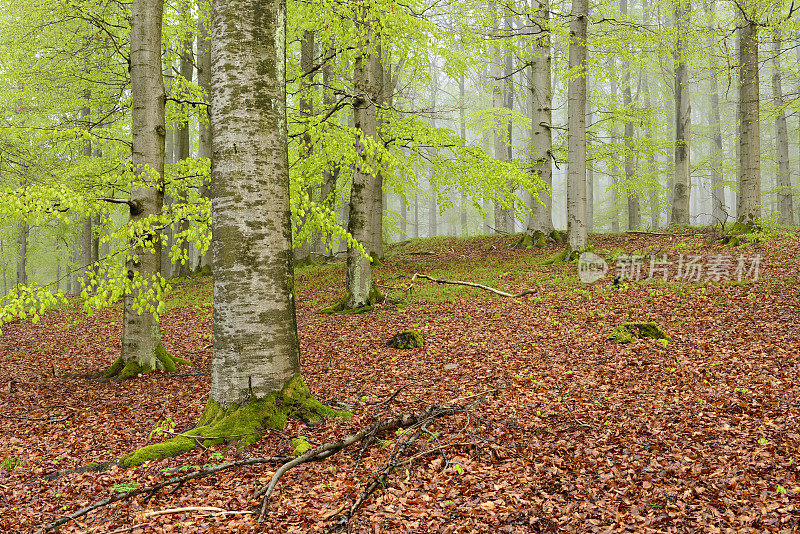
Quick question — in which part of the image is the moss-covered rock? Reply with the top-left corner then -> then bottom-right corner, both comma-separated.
119,376 -> 348,467
609,322 -> 671,344
387,330 -> 424,349
104,343 -> 190,381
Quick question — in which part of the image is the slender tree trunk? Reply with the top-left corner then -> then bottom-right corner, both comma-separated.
16,223 -> 28,287
566,0 -> 588,251
320,46 -> 339,256
459,69 -> 468,235
670,0 -> 691,226
491,2 -> 508,233
771,33 -> 792,225
737,5 -> 761,221
608,57 -> 620,231
370,42 -> 385,257
429,61 -> 438,238
161,55 -> 175,278
705,0 -> 726,224
525,0 -> 554,243
345,14 -> 378,308
413,192 -> 419,238
174,21 -> 194,277
208,0 -> 306,408
621,0 -> 640,229
80,91 -> 94,286
295,29 -> 315,265
196,0 -> 212,270
587,107 -> 593,233
112,0 -> 169,378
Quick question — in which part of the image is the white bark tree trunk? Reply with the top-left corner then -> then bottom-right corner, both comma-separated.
621,0 -> 640,230
196,0 -> 212,269
736,4 -> 761,221
295,29 -> 315,265
118,0 -> 167,374
525,0 -> 554,241
670,0 -> 691,226
345,12 -> 378,308
771,33 -> 792,225
210,0 -> 301,406
566,0 -> 588,250
705,0 -> 726,224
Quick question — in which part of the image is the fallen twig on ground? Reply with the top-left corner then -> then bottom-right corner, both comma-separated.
34,456 -> 289,534
410,273 -> 537,298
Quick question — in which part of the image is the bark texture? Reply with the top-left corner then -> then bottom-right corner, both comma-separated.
566,0 -> 588,251
771,34 -> 792,225
736,4 -> 761,221
116,0 -> 167,376
345,13 -> 378,309
670,0 -> 691,226
210,0 -> 301,405
525,0 -> 554,240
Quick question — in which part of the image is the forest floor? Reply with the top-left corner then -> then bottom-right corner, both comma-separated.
1,229 -> 799,533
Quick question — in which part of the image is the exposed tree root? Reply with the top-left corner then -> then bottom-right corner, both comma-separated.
34,456 -> 290,534
119,376 -> 346,467
407,273 -> 537,298
104,343 -> 190,381
37,390 -> 497,533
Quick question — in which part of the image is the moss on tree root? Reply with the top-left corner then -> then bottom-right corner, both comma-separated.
104,343 -> 190,381
119,376 -> 349,467
319,286 -> 382,314
514,230 -> 565,249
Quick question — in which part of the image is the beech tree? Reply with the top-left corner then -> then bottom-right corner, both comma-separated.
105,0 -> 186,380
120,0 -> 337,467
566,0 -> 588,252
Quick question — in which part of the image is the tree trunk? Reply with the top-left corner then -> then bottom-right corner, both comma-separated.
459,69 -> 468,235
413,192 -> 419,238
566,0 -> 588,251
196,0 -> 212,270
608,56 -> 620,232
705,0 -> 726,224
525,0 -> 554,243
670,0 -> 691,226
621,0 -> 639,230
587,107 -> 593,234
771,33 -> 792,225
429,61 -> 438,238
319,46 -> 339,256
370,42 -> 385,257
737,6 -> 761,221
174,17 -> 194,277
16,223 -> 28,287
107,0 -> 174,380
295,29 -> 315,265
345,15 -> 378,308
205,0 -> 305,406
491,3 -> 509,234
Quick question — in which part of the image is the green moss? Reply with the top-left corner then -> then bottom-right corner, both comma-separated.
319,286 -> 382,314
105,343 -> 190,381
609,322 -> 671,344
119,375 -> 349,467
292,436 -> 313,456
387,330 -> 424,349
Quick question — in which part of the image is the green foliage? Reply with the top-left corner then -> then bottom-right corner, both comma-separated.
1,457 -> 22,471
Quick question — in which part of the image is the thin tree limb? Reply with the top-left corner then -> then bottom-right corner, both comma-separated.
410,273 -> 537,298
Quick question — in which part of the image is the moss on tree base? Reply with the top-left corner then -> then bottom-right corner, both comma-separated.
513,230 -> 565,249
387,330 -> 424,349
319,286 -> 382,314
104,343 -> 190,381
721,216 -> 762,247
609,322 -> 671,344
119,376 -> 348,467
542,244 -> 583,265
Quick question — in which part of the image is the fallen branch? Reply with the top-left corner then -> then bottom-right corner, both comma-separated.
35,456 -> 289,534
255,390 -> 499,521
144,506 -> 252,517
410,273 -> 537,298
254,404 -> 460,520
